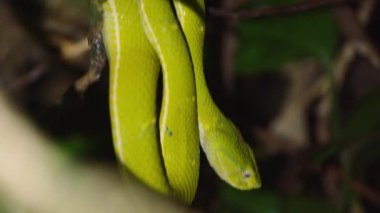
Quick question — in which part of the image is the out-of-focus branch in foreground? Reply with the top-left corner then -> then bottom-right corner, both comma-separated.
0,93 -> 193,213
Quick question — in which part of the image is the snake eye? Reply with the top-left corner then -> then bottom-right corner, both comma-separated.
243,170 -> 251,179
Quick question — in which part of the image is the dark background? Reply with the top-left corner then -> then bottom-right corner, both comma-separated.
0,0 -> 379,212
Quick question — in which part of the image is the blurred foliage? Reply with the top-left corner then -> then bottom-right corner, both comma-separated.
218,188 -> 281,213
218,186 -> 336,213
57,134 -> 94,158
351,139 -> 380,177
339,88 -> 380,142
225,0 -> 379,212
316,87 -> 380,167
0,198 -> 9,213
45,0 -> 90,12
236,0 -> 338,75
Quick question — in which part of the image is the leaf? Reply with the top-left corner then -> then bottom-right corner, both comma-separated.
57,134 -> 92,158
218,186 -> 281,213
218,185 -> 336,213
283,195 -> 336,213
351,139 -> 380,176
339,88 -> 380,142
236,0 -> 338,75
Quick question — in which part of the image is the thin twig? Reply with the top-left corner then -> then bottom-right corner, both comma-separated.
209,0 -> 355,20
7,64 -> 47,91
351,180 -> 380,208
333,0 -> 379,84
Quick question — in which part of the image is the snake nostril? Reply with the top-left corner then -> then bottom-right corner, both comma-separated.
166,126 -> 173,137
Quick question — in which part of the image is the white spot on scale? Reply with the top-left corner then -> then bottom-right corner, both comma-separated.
191,160 -> 196,167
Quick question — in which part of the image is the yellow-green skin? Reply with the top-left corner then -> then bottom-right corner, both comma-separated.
103,0 -> 199,204
172,0 -> 261,190
138,0 -> 200,203
102,0 -> 261,204
102,0 -> 172,197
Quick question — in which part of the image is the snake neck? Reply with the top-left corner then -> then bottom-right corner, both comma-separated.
190,42 -> 225,131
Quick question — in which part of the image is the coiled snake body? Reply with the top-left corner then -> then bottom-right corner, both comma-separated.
101,0 -> 261,204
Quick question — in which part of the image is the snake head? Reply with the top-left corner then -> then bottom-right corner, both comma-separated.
200,120 -> 261,190
214,144 -> 261,190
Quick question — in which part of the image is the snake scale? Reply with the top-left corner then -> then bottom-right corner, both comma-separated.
100,0 -> 261,204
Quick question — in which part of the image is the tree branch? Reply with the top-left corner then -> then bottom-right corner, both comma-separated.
0,93 -> 193,213
209,0 -> 355,20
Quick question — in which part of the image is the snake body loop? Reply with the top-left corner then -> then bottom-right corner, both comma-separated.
138,0 -> 200,203
102,0 -> 173,196
173,0 -> 261,189
101,0 -> 261,204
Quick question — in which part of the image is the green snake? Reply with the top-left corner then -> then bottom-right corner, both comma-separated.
101,0 -> 261,204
